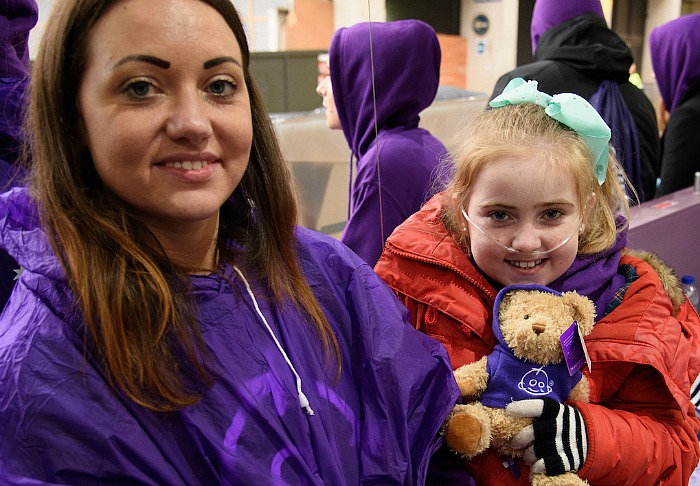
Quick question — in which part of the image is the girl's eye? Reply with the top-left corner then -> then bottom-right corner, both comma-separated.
208,79 -> 237,97
489,211 -> 510,222
125,80 -> 154,98
543,209 -> 564,220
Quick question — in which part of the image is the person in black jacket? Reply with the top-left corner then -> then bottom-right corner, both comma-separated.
490,0 -> 659,203
650,14 -> 700,197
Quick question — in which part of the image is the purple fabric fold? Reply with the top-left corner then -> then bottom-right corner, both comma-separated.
1,0 -> 38,78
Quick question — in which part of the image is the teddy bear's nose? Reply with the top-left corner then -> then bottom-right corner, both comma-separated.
531,323 -> 546,334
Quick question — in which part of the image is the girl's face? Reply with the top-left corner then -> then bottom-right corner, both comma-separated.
463,155 -> 582,287
78,0 -> 252,244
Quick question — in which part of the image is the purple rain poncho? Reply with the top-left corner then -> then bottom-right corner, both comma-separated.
0,0 -> 36,312
329,20 -> 450,267
0,187 -> 460,485
0,0 -> 33,190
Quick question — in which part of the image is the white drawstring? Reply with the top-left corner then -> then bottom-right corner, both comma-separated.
232,266 -> 315,416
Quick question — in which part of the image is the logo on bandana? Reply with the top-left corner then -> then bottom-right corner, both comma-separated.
518,366 -> 553,396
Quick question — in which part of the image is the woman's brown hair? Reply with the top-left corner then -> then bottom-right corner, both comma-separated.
26,0 -> 340,412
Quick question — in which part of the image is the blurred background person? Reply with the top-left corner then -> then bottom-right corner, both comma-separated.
316,20 -> 450,267
649,13 -> 700,197
490,0 -> 659,204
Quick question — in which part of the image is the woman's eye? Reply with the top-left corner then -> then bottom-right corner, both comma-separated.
208,79 -> 237,97
125,80 -> 154,98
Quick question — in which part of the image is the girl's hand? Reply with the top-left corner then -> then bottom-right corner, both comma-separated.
506,397 -> 588,475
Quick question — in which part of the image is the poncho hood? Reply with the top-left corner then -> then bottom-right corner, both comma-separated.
649,13 -> 700,114
329,19 -> 440,157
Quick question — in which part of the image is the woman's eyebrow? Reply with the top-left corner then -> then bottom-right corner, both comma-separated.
203,56 -> 242,69
114,54 -> 170,69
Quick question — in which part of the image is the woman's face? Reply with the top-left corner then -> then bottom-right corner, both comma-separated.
78,0 -> 252,240
462,155 -> 582,287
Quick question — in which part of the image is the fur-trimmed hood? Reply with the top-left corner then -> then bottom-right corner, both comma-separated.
623,248 -> 685,314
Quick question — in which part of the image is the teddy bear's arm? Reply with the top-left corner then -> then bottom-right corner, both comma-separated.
568,375 -> 591,403
453,356 -> 489,399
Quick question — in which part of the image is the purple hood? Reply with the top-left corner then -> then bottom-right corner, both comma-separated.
649,14 -> 700,114
0,0 -> 36,78
329,19 -> 440,157
1,0 -> 36,186
530,0 -> 604,55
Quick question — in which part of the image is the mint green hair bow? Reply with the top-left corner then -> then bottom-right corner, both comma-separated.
489,78 -> 611,185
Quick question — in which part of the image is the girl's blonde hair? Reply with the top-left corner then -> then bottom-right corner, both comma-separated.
443,103 -> 631,255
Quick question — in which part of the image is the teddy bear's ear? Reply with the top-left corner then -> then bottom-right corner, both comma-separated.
561,291 -> 597,334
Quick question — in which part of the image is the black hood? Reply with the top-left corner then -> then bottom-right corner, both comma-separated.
535,13 -> 633,82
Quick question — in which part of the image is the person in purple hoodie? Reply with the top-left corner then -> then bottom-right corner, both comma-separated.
0,0 -> 36,312
649,14 -> 700,197
316,20 -> 450,267
490,0 -> 660,203
0,0 -> 463,484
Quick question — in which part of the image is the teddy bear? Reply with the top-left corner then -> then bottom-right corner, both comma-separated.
443,284 -> 596,486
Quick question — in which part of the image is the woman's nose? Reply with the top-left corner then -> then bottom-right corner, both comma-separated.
165,91 -> 213,144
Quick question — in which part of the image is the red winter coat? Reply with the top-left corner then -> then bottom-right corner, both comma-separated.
376,195 -> 700,486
